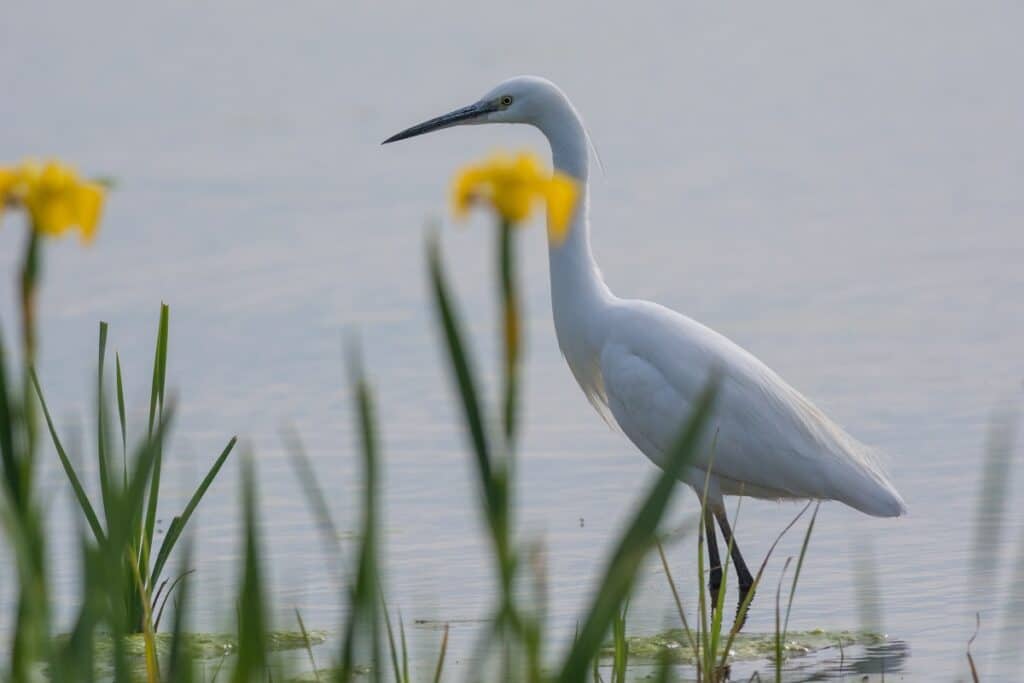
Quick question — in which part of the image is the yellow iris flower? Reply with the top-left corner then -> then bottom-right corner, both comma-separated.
451,152 -> 578,243
0,159 -> 105,243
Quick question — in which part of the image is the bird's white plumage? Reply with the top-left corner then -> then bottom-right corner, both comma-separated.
494,75 -> 909,519
597,299 -> 905,516
398,75 -> 907,520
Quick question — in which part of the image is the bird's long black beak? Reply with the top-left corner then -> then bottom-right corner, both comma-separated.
382,100 -> 495,144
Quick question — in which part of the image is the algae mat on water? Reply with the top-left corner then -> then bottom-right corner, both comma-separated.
599,628 -> 886,665
48,628 -> 885,679
50,630 -> 328,679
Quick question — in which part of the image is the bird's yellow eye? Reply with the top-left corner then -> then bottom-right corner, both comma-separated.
500,95 -> 514,107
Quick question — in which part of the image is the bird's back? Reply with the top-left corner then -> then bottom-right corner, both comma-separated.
593,299 -> 906,517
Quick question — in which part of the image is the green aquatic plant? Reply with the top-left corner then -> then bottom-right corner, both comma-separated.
0,156 -> 110,680
232,454 -> 269,682
651,496 -> 817,682
32,305 -> 237,635
0,332 -> 50,680
598,627 -> 884,665
286,345 -> 441,683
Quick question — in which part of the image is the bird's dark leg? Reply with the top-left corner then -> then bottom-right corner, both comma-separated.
713,507 -> 755,629
703,506 -> 723,610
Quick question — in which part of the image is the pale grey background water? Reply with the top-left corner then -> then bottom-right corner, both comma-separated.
2,2 -> 1023,680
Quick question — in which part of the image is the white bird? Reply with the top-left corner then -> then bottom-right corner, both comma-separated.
384,76 -> 906,614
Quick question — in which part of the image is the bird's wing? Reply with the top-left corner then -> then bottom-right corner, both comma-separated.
599,300 -> 906,517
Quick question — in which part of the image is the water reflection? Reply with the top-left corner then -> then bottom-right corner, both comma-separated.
760,639 -> 911,682
595,637 -> 911,682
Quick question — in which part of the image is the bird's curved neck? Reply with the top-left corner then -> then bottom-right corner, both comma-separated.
536,103 -> 613,351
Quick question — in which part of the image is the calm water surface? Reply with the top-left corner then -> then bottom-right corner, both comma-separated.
2,3 -> 1023,680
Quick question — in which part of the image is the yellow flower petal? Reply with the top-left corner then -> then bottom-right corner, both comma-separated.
72,182 -> 105,243
452,167 -> 486,220
0,167 -> 15,198
493,184 -> 532,223
15,160 -> 42,187
5,159 -> 106,242
0,167 -> 15,224
449,151 -> 579,233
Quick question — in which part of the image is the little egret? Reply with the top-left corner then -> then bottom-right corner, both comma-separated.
384,76 -> 906,614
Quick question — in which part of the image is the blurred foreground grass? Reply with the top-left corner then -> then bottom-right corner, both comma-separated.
1,154 -> 1019,682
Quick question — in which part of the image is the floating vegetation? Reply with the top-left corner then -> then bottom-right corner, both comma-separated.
599,628 -> 886,665
47,631 -> 328,680
285,665 -> 372,683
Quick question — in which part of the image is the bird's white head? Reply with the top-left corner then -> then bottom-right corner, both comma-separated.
384,76 -> 567,139
383,76 -> 590,180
